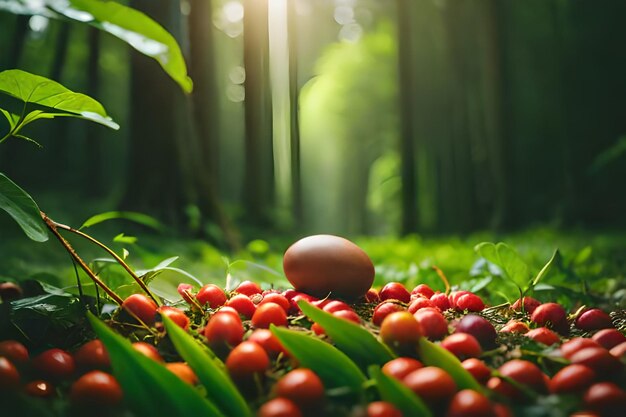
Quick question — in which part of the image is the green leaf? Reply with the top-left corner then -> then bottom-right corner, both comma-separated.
0,69 -> 119,129
113,233 -> 138,244
531,249 -> 559,287
163,317 -> 251,417
0,173 -> 48,242
417,338 -> 483,391
270,325 -> 367,395
369,366 -> 433,417
0,108 -> 19,130
88,312 -> 225,417
496,243 -> 529,290
79,210 -> 163,230
475,242 -> 529,291
60,0 -> 192,93
299,301 -> 394,370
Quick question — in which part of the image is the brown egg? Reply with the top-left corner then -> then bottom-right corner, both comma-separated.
283,235 -> 375,300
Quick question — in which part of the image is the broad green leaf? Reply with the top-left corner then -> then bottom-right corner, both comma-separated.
299,301 -> 394,369
531,249 -> 559,287
88,313 -> 225,417
270,325 -> 367,394
163,317 -> 252,417
496,243 -> 529,290
474,242 -> 498,265
0,1 -> 192,93
60,0 -> 192,93
475,242 -> 529,291
0,69 -> 119,129
0,173 -> 48,242
369,366 -> 433,417
418,338 -> 483,391
79,210 -> 163,230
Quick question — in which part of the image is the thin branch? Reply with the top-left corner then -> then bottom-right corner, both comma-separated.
50,219 -> 160,306
41,211 -> 124,305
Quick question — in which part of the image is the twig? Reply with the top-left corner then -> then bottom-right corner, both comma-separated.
49,218 -> 160,306
41,211 -> 124,305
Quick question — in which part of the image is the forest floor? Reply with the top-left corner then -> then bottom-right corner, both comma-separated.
1,223 -> 624,310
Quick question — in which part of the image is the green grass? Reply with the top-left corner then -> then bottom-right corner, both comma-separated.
1,221 -> 624,310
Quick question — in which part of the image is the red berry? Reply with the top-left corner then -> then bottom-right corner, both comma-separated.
226,341 -> 270,379
177,283 -> 195,304
455,315 -> 496,348
549,364 -> 596,394
530,303 -> 569,335
70,371 -> 123,407
197,284 -> 227,309
226,294 -> 257,319
166,362 -> 198,385
121,294 -> 158,325
289,294 -> 318,315
332,309 -> 361,324
24,380 -> 55,398
610,341 -> 626,359
367,401 -> 402,417
576,309 -> 613,331
132,342 -> 163,362
525,327 -> 560,346
430,293 -> 451,311
365,288 -> 380,303
258,398 -> 303,417
74,339 -> 110,370
441,333 -> 482,360
560,338 -> 602,360
496,360 -> 547,399
511,297 -> 541,314
455,293 -> 485,312
592,328 -> 626,350
235,280 -> 262,297
382,357 -> 423,380
0,340 -> 29,363
33,348 -> 75,380
500,320 -> 530,334
372,302 -> 405,326
247,329 -> 287,358
449,291 -> 470,307
322,300 -> 352,314
408,297 -> 435,314
403,366 -> 457,404
569,347 -> 622,377
583,382 -> 626,416
0,281 -> 23,301
259,293 -> 290,312
158,306 -> 190,330
204,312 -> 244,348
411,284 -> 435,299
461,358 -> 491,385
252,303 -> 288,329
275,368 -> 325,407
446,389 -> 493,417
0,357 -> 20,390
414,308 -> 448,340
380,311 -> 422,349
380,282 -> 411,303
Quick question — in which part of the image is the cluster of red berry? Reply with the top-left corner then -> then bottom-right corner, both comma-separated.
2,278 -> 625,416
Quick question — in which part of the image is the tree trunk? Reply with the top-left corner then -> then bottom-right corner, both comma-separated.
243,0 -> 274,226
396,0 -> 418,235
287,0 -> 303,228
124,0 -> 186,224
